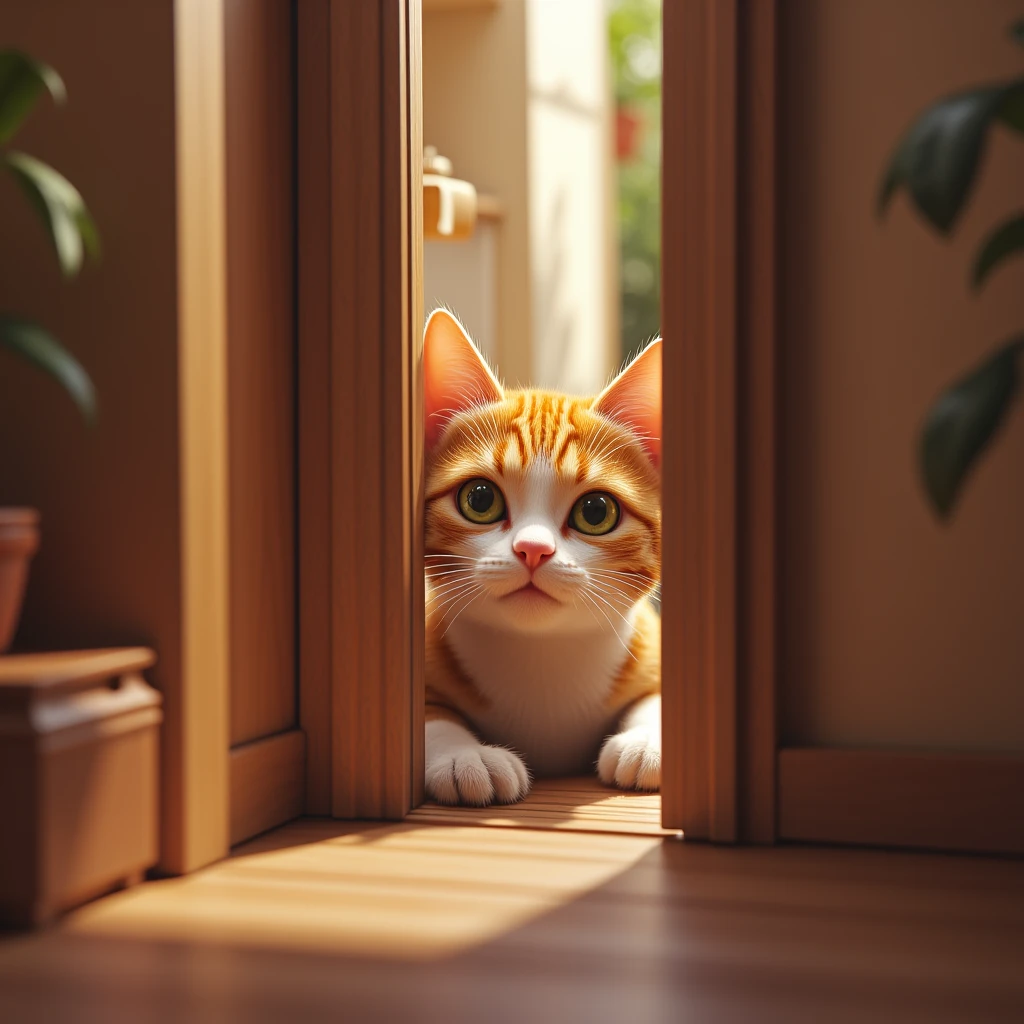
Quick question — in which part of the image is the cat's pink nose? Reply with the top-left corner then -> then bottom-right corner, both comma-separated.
513,529 -> 556,572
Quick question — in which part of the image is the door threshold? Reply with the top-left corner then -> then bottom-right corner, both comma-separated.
406,776 -> 680,837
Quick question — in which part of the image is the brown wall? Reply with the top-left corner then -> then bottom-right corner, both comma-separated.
0,2 -> 236,873
780,0 -> 1024,752
0,8 -> 182,677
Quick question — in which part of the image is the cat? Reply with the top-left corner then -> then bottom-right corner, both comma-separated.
423,308 -> 661,806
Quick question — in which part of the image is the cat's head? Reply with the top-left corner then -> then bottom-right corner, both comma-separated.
424,309 -> 661,636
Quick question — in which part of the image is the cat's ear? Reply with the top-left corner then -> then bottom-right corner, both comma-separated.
591,339 -> 662,468
424,308 -> 503,450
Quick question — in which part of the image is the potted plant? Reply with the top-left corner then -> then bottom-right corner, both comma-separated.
0,50 -> 98,651
878,19 -> 1023,520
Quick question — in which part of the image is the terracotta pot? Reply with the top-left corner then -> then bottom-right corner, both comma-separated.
0,508 -> 40,653
616,106 -> 643,161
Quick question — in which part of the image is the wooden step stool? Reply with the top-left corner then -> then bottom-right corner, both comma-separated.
0,648 -> 161,927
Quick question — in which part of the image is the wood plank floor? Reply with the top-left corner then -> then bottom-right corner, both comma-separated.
407,776 -> 676,836
1,817 -> 1023,1023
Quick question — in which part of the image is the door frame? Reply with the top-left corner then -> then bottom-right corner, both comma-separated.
293,0 -> 779,838
297,0 -> 424,819
191,0 -> 1022,858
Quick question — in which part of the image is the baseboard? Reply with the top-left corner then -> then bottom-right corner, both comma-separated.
778,747 -> 1024,855
230,729 -> 306,847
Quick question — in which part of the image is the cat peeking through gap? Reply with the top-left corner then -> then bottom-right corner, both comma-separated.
423,309 -> 662,806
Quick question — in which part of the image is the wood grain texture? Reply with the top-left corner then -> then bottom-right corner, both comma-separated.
0,651 -> 161,926
173,0 -> 230,873
298,0 -> 423,819
229,729 -> 306,847
0,648 -> 155,696
407,778 -> 677,837
737,0 -> 778,844
296,0 -> 333,816
224,0 -> 296,748
2,818 -> 1022,1021
661,0 -> 738,840
778,747 -> 1024,855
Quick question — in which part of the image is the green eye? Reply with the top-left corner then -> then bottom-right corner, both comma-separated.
570,492 -> 620,536
457,478 -> 506,525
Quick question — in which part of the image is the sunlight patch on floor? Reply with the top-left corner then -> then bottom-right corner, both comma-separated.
63,819 -> 661,960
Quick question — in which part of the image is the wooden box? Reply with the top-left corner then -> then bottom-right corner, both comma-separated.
0,648 -> 161,927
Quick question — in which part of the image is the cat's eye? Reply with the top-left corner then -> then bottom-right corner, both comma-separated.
457,478 -> 506,525
569,492 -> 620,536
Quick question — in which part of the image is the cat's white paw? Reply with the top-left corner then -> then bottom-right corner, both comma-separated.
426,742 -> 531,806
597,727 -> 661,791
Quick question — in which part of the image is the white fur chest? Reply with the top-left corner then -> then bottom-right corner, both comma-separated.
447,620 -> 633,776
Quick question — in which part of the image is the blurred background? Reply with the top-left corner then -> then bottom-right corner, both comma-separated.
422,0 -> 661,394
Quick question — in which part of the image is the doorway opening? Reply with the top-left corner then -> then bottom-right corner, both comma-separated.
412,0 -> 667,837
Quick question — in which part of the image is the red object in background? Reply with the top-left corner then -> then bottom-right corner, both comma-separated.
616,105 -> 643,161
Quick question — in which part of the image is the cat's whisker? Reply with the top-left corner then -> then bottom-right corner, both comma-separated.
587,567 -> 651,579
427,577 -> 482,604
587,569 -> 652,588
586,573 -> 655,599
584,585 -> 644,650
583,581 -> 648,636
440,585 -> 486,637
427,571 -> 479,595
578,589 -> 638,662
424,553 -> 478,560
576,588 -> 607,632
587,570 -> 659,593
425,567 -> 479,580
584,577 -> 635,608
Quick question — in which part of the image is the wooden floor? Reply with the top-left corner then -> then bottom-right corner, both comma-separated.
407,776 -> 676,836
1,817 -> 1023,1022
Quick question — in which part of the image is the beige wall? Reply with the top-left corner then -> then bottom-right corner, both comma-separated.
780,0 -> 1024,752
422,0 -> 615,393
423,1 -> 532,383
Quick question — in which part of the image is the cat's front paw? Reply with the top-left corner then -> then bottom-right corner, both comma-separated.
597,727 -> 661,791
426,742 -> 531,806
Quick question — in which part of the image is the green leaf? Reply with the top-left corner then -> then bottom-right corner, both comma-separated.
0,50 -> 65,145
972,212 -> 1024,288
4,151 -> 100,277
919,336 -> 1024,519
0,315 -> 96,424
878,80 -> 1024,234
998,83 -> 1024,134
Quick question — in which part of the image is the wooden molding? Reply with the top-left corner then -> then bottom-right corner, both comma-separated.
736,0 -> 778,844
661,0 -> 779,843
229,729 -> 306,847
778,748 -> 1024,855
298,0 -> 424,819
296,0 -> 333,816
170,0 -> 230,873
661,0 -> 739,840
224,0 -> 296,750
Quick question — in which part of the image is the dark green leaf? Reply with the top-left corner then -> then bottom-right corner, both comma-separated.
0,315 -> 96,424
998,81 -> 1024,134
972,212 -> 1024,288
919,336 -> 1024,519
0,50 -> 65,144
4,151 -> 100,277
878,81 -> 1024,234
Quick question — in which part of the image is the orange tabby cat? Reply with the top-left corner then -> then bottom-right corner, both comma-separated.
423,309 -> 661,806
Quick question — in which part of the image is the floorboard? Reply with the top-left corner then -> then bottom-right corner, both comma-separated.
1,818 -> 1022,1023
407,776 -> 675,836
